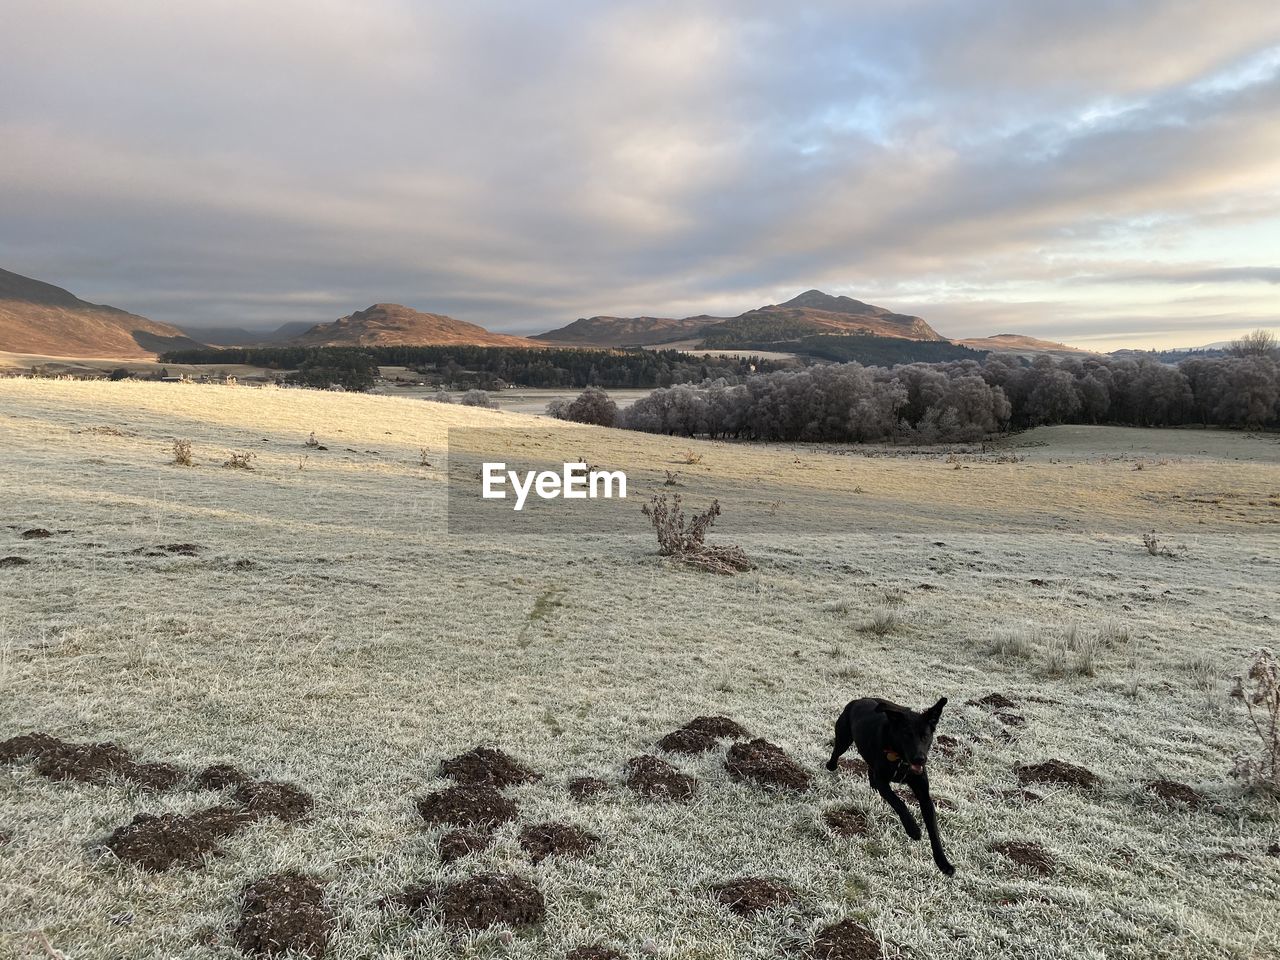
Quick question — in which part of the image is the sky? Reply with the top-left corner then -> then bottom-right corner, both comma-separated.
2,1 -> 1278,349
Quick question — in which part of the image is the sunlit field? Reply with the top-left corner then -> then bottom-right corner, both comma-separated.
1,378 -> 1278,960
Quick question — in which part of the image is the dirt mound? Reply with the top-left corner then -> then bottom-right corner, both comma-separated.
995,712 -> 1027,728
1015,760 -> 1100,789
991,840 -> 1056,876
439,828 -> 492,863
567,776 -> 610,800
838,757 -> 869,777
123,761 -> 186,791
438,872 -> 545,929
711,877 -> 796,916
416,785 -> 519,828
196,763 -> 251,790
519,822 -> 599,864
967,693 -> 1018,711
0,731 -> 65,762
566,946 -> 623,960
0,556 -> 31,568
625,755 -> 697,802
657,727 -> 718,754
439,747 -> 541,788
824,806 -> 870,838
35,740 -> 132,784
189,804 -> 256,838
21,528 -> 53,539
131,542 -> 202,557
235,871 -> 331,959
0,826 -> 12,846
234,781 -> 314,822
682,716 -> 750,740
812,919 -> 884,959
104,813 -> 219,872
1146,779 -> 1204,808
725,739 -> 811,791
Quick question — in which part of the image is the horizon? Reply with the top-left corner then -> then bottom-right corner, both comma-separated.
3,2 -> 1280,350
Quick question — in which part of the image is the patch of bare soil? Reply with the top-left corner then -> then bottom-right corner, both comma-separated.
0,556 -> 31,567
712,877 -> 797,916
967,693 -> 1018,711
233,781 -> 314,822
657,727 -> 718,754
726,739 -> 811,791
104,813 -> 220,872
438,872 -> 545,929
991,840 -> 1056,876
519,822 -> 599,864
1146,779 -> 1204,808
21,528 -> 53,539
196,763 -> 251,790
123,761 -> 186,791
682,716 -> 750,740
566,946 -> 623,960
416,785 -> 519,828
189,804 -> 256,838
994,712 -> 1026,728
811,919 -> 885,959
439,828 -> 492,863
0,731 -> 65,762
624,755 -> 698,802
439,747 -> 541,788
0,826 -> 13,846
234,871 -> 331,959
1015,760 -> 1100,789
567,776 -> 610,801
1267,843 -> 1279,858
131,542 -> 201,557
824,806 -> 870,838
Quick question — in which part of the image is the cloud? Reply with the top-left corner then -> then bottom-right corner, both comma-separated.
0,1 -> 1278,347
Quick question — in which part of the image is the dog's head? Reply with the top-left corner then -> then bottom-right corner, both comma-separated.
878,697 -> 947,774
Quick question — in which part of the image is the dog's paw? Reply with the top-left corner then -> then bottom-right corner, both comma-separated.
905,824 -> 922,841
937,860 -> 956,877
824,760 -> 838,772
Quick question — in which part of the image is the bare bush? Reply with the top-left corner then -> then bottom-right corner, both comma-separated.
304,432 -> 320,448
171,439 -> 193,467
1230,648 -> 1280,795
859,607 -> 899,636
985,627 -> 1034,659
680,449 -> 703,465
641,494 -> 751,575
664,470 -> 680,486
1043,623 -> 1100,677
419,448 -> 432,467
223,452 -> 256,470
548,387 -> 617,427
460,389 -> 497,409
1142,530 -> 1183,559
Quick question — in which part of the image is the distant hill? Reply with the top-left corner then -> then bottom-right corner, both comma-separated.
0,267 -> 199,358
956,333 -> 1093,357
179,321 -> 314,347
532,314 -> 720,348
285,303 -> 539,348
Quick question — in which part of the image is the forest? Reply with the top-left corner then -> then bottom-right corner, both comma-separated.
602,352 -> 1280,441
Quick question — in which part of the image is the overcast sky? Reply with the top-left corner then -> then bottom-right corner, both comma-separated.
3,1 -> 1279,348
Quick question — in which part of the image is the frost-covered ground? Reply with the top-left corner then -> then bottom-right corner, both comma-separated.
0,378 -> 1277,960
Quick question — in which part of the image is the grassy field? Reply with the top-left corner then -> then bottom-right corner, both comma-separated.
1,378 -> 1277,960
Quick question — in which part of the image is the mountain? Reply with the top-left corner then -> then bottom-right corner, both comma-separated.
284,303 -> 540,348
956,333 -> 1093,357
532,314 -> 721,347
179,321 -> 314,347
700,290 -> 943,346
0,267 -> 199,358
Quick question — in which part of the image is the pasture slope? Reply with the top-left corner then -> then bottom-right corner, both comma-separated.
0,378 -> 1278,960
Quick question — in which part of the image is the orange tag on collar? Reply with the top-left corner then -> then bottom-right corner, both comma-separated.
885,750 -> 900,762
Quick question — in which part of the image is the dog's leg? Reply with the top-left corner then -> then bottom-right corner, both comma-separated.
907,773 -> 955,876
873,779 -> 921,840
825,722 -> 853,772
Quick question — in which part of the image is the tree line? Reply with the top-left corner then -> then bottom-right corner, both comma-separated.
158,344 -> 784,389
558,351 -> 1280,441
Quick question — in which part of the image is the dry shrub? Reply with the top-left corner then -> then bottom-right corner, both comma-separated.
641,494 -> 751,575
859,607 -> 899,636
1230,648 -> 1280,795
224,451 -> 256,470
172,439 -> 193,466
680,449 -> 703,465
1142,530 -> 1183,559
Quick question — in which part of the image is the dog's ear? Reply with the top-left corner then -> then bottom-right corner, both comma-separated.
924,697 -> 947,725
875,702 -> 907,723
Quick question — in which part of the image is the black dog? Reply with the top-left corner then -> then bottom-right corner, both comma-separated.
826,696 -> 954,876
